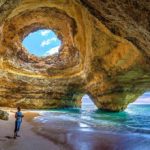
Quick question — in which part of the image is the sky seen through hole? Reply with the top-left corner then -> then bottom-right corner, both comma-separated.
22,29 -> 61,57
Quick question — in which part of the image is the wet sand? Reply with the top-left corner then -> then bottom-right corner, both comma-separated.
0,108 -> 150,150
32,116 -> 150,150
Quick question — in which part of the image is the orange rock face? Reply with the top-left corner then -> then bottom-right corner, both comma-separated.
0,0 -> 149,111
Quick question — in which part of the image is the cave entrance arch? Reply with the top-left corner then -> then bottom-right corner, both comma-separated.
22,29 -> 61,57
81,94 -> 97,110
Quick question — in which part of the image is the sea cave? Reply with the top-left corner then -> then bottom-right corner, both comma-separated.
0,0 -> 150,150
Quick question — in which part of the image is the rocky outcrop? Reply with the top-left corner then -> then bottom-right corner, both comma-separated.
0,0 -> 149,111
0,110 -> 9,120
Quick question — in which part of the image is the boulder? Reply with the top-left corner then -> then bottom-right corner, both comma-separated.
0,110 -> 9,120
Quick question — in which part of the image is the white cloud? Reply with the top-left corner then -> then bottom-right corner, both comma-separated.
43,46 -> 60,56
40,37 -> 57,47
40,30 -> 51,36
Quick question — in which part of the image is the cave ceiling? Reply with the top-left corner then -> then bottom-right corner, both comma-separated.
0,0 -> 149,111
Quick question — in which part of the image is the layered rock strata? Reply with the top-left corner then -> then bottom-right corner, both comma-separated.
0,0 -> 149,111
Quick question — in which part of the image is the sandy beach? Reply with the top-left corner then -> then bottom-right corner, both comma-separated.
0,108 -> 150,150
0,109 -> 60,150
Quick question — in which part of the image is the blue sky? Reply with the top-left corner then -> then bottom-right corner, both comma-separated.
133,92 -> 150,104
22,29 -> 61,57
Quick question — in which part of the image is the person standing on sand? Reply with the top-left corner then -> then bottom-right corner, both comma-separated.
14,107 -> 24,139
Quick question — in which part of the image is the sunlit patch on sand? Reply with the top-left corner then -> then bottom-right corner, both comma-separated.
78,122 -> 89,128
33,115 -> 49,123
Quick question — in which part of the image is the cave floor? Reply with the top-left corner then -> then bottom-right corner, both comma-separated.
0,110 -> 150,150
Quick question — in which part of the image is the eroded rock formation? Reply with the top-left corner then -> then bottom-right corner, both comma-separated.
0,0 -> 149,111
0,110 -> 9,120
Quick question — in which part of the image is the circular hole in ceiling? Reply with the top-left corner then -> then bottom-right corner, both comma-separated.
22,29 -> 61,57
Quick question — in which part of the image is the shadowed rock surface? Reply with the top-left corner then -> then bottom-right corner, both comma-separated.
0,0 -> 149,111
0,110 -> 9,120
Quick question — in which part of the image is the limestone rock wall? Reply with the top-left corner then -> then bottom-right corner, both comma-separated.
0,0 -> 149,111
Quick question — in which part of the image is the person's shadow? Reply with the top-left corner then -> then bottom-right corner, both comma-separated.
0,136 -> 10,142
0,138 -> 7,141
5,136 -> 14,139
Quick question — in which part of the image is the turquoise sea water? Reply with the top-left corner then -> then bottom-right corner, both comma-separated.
32,95 -> 150,149
35,102 -> 150,135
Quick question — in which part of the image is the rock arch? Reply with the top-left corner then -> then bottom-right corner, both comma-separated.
0,0 -> 149,111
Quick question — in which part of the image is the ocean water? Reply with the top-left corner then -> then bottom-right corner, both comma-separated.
34,97 -> 150,136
